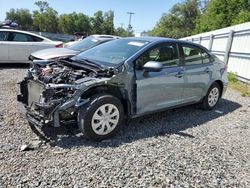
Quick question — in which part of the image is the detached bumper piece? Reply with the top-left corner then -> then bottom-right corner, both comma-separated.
17,79 -> 29,105
25,101 -> 60,127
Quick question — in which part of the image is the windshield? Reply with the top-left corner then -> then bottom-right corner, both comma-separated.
74,39 -> 149,65
68,37 -> 101,51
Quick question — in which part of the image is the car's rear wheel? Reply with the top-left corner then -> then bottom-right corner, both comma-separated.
200,82 -> 221,110
77,94 -> 124,141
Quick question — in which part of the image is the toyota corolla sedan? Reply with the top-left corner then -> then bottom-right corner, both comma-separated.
18,37 -> 228,141
0,29 -> 63,63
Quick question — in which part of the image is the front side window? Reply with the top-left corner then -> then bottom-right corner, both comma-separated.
135,43 -> 179,69
0,31 -> 8,41
182,45 -> 211,65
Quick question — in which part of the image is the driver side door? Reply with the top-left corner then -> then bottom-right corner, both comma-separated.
135,42 -> 185,115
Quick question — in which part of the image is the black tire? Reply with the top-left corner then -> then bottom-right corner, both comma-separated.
77,94 -> 124,141
200,82 -> 221,110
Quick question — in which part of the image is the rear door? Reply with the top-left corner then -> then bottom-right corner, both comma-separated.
180,43 -> 214,102
0,31 -> 9,62
135,42 -> 185,114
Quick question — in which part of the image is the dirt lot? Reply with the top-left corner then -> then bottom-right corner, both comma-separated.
0,65 -> 249,187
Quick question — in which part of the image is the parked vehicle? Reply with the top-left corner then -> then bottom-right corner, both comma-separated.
18,37 -> 228,140
62,31 -> 87,47
0,29 -> 63,63
29,35 -> 120,61
0,20 -> 18,29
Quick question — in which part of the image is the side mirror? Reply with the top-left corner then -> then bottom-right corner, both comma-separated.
143,61 -> 163,72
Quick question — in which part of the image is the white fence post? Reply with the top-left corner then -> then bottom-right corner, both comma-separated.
224,30 -> 234,65
208,34 -> 214,51
198,36 -> 201,44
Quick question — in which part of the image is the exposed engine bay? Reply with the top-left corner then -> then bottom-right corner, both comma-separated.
31,60 -> 115,84
36,64 -> 88,84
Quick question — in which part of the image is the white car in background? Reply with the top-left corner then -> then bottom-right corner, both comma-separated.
0,29 -> 63,63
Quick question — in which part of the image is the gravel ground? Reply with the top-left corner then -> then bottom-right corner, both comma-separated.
0,65 -> 249,187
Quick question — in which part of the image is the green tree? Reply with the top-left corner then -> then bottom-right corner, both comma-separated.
114,26 -> 134,37
90,10 -> 116,35
4,1 -> 121,36
150,0 -> 199,38
103,10 -> 114,34
91,11 -> 105,34
6,8 -> 33,30
232,10 -> 250,24
195,0 -> 250,33
34,1 -> 49,13
58,13 -> 75,34
58,13 -> 91,34
33,1 -> 58,32
74,13 -> 92,34
114,26 -> 127,37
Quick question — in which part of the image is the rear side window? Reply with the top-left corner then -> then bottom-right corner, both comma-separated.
10,32 -> 34,42
0,31 -> 8,41
182,44 -> 211,65
32,35 -> 44,42
201,51 -> 210,64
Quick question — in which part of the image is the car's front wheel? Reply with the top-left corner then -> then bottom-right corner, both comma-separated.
200,82 -> 221,110
77,94 -> 124,141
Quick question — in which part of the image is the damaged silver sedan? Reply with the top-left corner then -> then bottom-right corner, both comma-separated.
18,37 -> 228,140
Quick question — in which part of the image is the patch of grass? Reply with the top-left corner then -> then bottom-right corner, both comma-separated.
228,72 -> 238,83
228,72 -> 250,97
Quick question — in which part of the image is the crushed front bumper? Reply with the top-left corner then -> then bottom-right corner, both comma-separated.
17,79 -> 89,127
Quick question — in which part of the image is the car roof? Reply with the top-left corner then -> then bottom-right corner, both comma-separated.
0,29 -> 52,41
121,36 -> 209,50
123,36 -> 178,42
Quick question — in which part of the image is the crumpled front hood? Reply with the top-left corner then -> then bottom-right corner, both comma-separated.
31,48 -> 79,60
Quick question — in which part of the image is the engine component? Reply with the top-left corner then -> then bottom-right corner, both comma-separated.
35,63 -> 88,84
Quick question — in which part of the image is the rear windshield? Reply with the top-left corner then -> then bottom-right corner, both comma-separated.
69,37 -> 101,51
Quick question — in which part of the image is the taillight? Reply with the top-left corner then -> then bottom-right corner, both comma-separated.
55,43 -> 63,48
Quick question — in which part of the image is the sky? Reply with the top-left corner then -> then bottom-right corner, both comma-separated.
0,0 -> 181,33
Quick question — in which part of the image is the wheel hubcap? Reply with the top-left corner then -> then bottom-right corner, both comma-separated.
208,87 -> 219,107
91,104 -> 119,135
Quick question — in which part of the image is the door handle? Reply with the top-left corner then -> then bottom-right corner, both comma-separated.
204,67 -> 212,73
175,72 -> 184,78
